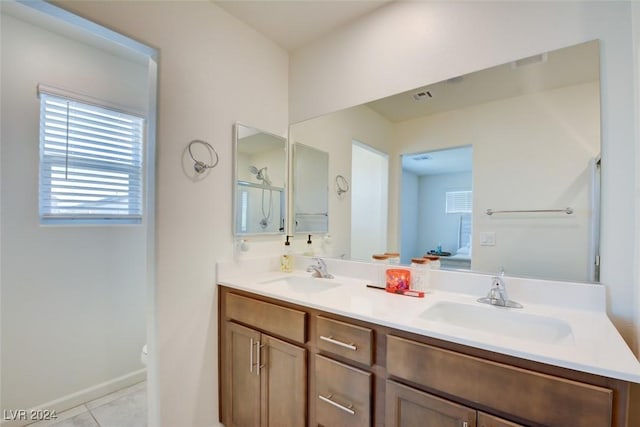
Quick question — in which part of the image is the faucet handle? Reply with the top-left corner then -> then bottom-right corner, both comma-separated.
488,275 -> 508,302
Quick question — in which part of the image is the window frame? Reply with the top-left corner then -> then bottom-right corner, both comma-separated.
38,87 -> 146,225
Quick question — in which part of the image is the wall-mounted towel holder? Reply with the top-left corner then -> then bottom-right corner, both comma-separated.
188,139 -> 219,174
335,175 -> 350,196
486,207 -> 573,216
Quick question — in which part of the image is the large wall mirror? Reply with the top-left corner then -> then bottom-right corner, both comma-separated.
233,122 -> 287,235
293,142 -> 329,234
289,40 -> 601,283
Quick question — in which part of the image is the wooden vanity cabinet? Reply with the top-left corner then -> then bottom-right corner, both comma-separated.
221,293 -> 307,427
218,286 -> 631,427
386,334 -> 615,427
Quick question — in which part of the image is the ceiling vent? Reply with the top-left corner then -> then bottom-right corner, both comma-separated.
511,53 -> 548,69
412,90 -> 433,101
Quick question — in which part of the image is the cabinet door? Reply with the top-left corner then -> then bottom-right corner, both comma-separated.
478,412 -> 525,427
385,380 -> 476,427
260,334 -> 306,427
225,322 -> 262,427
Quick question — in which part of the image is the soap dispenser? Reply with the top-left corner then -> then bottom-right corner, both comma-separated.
280,235 -> 294,273
304,234 -> 315,256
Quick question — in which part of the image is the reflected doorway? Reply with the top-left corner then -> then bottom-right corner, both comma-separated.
351,141 -> 388,261
400,146 -> 473,268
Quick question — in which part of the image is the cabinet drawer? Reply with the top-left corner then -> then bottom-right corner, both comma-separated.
225,293 -> 306,343
386,335 -> 613,427
316,315 -> 373,366
315,354 -> 371,427
478,411 -> 525,427
385,380 -> 476,427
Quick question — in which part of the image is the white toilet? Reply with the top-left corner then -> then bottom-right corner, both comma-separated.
141,344 -> 148,366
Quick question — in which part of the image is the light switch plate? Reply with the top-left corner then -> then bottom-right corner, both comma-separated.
479,232 -> 496,246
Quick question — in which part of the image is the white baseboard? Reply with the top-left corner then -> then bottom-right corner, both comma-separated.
1,369 -> 146,427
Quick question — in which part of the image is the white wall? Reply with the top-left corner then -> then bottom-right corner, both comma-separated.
0,12 -> 147,415
50,1 -> 289,426
290,0 -> 637,346
393,83 -> 599,282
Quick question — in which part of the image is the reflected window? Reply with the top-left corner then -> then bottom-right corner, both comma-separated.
445,190 -> 472,214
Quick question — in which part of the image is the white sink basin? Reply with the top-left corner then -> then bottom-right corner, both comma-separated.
419,301 -> 573,344
260,276 -> 341,294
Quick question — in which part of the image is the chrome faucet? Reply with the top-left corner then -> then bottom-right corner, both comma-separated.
477,271 -> 523,308
306,257 -> 334,279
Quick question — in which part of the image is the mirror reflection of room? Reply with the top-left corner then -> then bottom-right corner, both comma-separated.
289,40 -> 600,283
234,123 -> 287,235
293,143 -> 329,234
401,146 -> 472,268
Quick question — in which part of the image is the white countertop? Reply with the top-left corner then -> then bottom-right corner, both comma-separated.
217,257 -> 640,383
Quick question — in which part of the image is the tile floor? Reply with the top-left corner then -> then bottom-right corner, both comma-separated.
27,382 -> 147,427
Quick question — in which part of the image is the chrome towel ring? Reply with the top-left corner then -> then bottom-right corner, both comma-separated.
335,174 -> 350,196
188,140 -> 219,174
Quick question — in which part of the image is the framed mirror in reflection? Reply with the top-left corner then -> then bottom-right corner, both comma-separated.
289,40 -> 601,283
233,123 -> 287,236
293,143 -> 329,234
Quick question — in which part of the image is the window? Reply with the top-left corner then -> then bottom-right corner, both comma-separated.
240,190 -> 248,233
446,190 -> 472,214
39,91 -> 144,224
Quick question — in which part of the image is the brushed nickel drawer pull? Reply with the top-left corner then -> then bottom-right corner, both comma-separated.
320,335 -> 357,351
318,394 -> 355,415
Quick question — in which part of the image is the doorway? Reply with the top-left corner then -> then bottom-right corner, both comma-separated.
350,140 -> 389,261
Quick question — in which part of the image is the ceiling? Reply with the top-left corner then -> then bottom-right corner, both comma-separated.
213,0 -> 393,51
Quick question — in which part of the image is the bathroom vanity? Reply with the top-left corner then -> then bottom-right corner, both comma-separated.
217,258 -> 640,427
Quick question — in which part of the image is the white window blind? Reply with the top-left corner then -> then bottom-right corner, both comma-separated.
446,190 -> 472,214
39,92 -> 144,223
